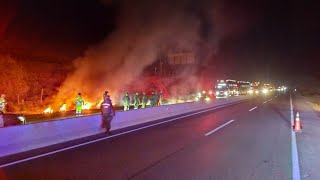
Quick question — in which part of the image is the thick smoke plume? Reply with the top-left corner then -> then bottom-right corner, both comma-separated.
54,0 -> 221,107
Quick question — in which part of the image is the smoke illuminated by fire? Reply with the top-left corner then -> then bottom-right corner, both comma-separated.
51,0 -> 239,107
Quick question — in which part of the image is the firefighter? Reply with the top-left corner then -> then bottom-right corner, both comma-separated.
154,92 -> 159,106
149,92 -> 156,107
0,94 -> 6,113
133,92 -> 140,109
101,94 -> 115,135
123,93 -> 130,111
103,91 -> 109,102
141,92 -> 148,108
158,91 -> 163,106
0,111 -> 4,127
75,93 -> 84,116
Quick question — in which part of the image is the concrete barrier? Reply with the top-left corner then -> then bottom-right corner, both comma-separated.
0,96 -> 250,157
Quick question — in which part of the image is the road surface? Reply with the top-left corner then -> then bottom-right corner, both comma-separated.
1,93 -> 294,180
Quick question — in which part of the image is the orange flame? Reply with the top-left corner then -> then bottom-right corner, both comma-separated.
59,104 -> 67,112
83,103 -> 92,110
43,107 -> 53,114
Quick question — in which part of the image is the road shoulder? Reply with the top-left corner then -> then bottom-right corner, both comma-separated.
294,94 -> 320,179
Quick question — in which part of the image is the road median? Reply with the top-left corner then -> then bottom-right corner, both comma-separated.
0,96 -> 251,157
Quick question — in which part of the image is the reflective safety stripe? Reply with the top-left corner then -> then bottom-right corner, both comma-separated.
102,103 -> 110,107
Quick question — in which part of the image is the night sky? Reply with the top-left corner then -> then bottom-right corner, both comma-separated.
0,0 -> 319,82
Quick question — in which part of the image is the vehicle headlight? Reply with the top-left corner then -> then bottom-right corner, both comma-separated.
216,92 -> 219,95
262,89 -> 268,94
255,90 -> 259,94
248,90 -> 253,94
205,97 -> 210,101
224,91 -> 228,96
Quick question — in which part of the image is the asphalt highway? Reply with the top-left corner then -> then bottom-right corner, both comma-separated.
1,93 -> 294,180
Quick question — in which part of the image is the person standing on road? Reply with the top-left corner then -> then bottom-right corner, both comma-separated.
75,93 -> 84,116
0,94 -> 6,113
103,91 -> 109,102
149,92 -> 156,107
141,92 -> 148,108
154,92 -> 159,106
134,92 -> 140,109
0,111 -> 4,127
158,91 -> 163,106
123,93 -> 130,111
101,94 -> 115,135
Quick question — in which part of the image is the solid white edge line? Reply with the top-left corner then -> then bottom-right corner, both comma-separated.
290,94 -> 301,180
249,106 -> 258,111
205,120 -> 235,136
0,101 -> 242,168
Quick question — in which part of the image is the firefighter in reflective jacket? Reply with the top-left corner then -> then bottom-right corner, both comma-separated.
141,92 -> 148,108
123,93 -> 130,111
103,91 -> 109,102
149,92 -> 156,107
133,92 -> 140,109
75,93 -> 84,116
101,95 -> 115,135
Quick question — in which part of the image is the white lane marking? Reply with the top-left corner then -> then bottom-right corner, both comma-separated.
249,106 -> 258,111
263,101 -> 268,104
205,120 -> 235,136
0,102 -> 243,168
290,94 -> 301,180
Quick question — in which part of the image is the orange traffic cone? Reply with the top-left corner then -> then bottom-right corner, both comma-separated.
293,112 -> 302,131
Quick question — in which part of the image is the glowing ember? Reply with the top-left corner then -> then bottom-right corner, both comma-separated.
59,104 -> 67,112
83,103 -> 92,110
43,107 -> 53,114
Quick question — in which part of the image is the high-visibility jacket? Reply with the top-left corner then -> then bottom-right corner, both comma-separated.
76,96 -> 84,107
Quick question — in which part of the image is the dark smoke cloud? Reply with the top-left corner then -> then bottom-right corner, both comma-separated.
0,1 -> 17,40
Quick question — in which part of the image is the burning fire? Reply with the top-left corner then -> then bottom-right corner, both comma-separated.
59,104 -> 67,112
83,103 -> 92,110
96,99 -> 103,108
43,107 -> 53,114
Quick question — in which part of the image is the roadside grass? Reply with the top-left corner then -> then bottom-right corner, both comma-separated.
301,91 -> 320,111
